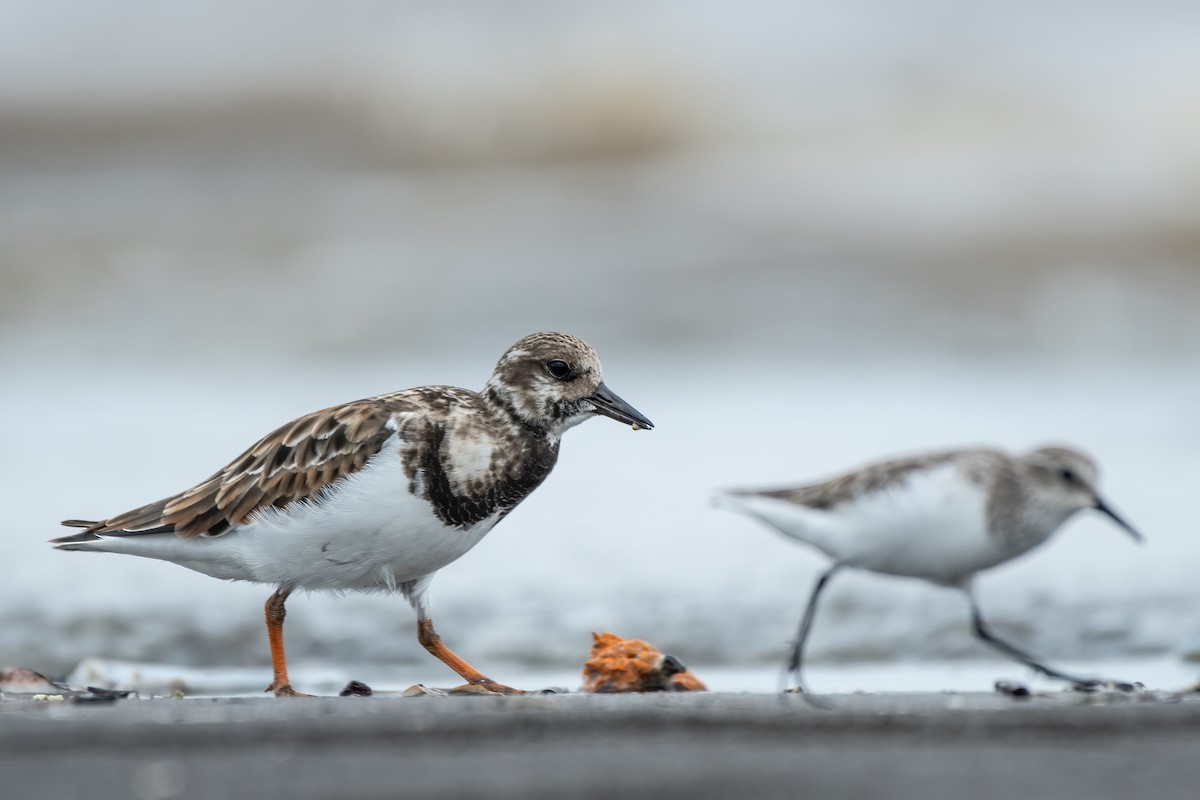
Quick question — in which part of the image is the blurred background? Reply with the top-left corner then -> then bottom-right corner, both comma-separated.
2,1 -> 1198,690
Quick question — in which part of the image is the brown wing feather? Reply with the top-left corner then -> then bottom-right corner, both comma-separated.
67,399 -> 399,539
749,451 -> 970,510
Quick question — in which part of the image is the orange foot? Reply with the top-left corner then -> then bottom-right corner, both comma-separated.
266,682 -> 313,697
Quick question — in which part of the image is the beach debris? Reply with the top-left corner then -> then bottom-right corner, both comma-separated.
1065,680 -> 1178,705
1,667 -> 141,702
340,680 -> 374,697
73,687 -> 136,704
1070,679 -> 1141,694
996,676 -> 1181,705
402,684 -> 449,698
994,680 -> 1031,698
1,667 -> 68,694
581,632 -> 707,693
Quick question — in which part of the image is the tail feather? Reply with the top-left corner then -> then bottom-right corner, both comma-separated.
712,491 -> 830,549
52,519 -> 103,546
53,539 -> 101,551
52,520 -> 102,548
60,519 -> 100,530
52,519 -> 174,548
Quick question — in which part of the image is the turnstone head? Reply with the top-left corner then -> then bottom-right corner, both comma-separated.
483,331 -> 654,435
715,444 -> 1142,695
54,332 -> 652,696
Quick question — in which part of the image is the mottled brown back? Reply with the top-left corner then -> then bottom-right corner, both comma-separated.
61,398 -> 400,539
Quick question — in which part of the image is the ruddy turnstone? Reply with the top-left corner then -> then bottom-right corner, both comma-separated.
54,332 -> 653,696
714,446 -> 1142,694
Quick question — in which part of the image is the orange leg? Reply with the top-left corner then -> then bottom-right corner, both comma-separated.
264,588 -> 310,697
416,618 -> 523,694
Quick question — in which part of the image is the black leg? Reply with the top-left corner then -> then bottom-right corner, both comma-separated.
784,565 -> 841,695
965,589 -> 1126,689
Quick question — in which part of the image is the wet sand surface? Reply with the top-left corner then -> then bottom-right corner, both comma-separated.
4,691 -> 1200,799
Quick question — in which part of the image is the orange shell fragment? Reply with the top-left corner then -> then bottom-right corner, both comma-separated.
581,631 -> 707,693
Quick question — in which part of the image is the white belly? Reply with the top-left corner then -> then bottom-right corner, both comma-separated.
721,465 -> 1014,585
84,448 -> 501,592
826,468 -> 1004,582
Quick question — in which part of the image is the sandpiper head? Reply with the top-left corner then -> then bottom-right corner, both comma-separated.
1020,446 -> 1142,543
483,332 -> 654,435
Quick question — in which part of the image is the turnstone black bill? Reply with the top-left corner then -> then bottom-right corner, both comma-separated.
714,445 -> 1142,695
54,332 -> 653,696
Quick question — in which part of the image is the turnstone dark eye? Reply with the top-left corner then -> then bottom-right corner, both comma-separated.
545,360 -> 572,380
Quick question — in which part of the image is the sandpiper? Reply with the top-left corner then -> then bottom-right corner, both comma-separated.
54,332 -> 653,696
714,445 -> 1142,694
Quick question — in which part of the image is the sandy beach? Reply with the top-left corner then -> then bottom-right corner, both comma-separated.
4,690 -> 1200,799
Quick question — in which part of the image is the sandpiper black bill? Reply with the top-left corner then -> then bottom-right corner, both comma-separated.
1094,497 -> 1143,543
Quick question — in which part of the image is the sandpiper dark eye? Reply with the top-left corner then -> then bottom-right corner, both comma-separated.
545,360 -> 572,380
1059,468 -> 1076,483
